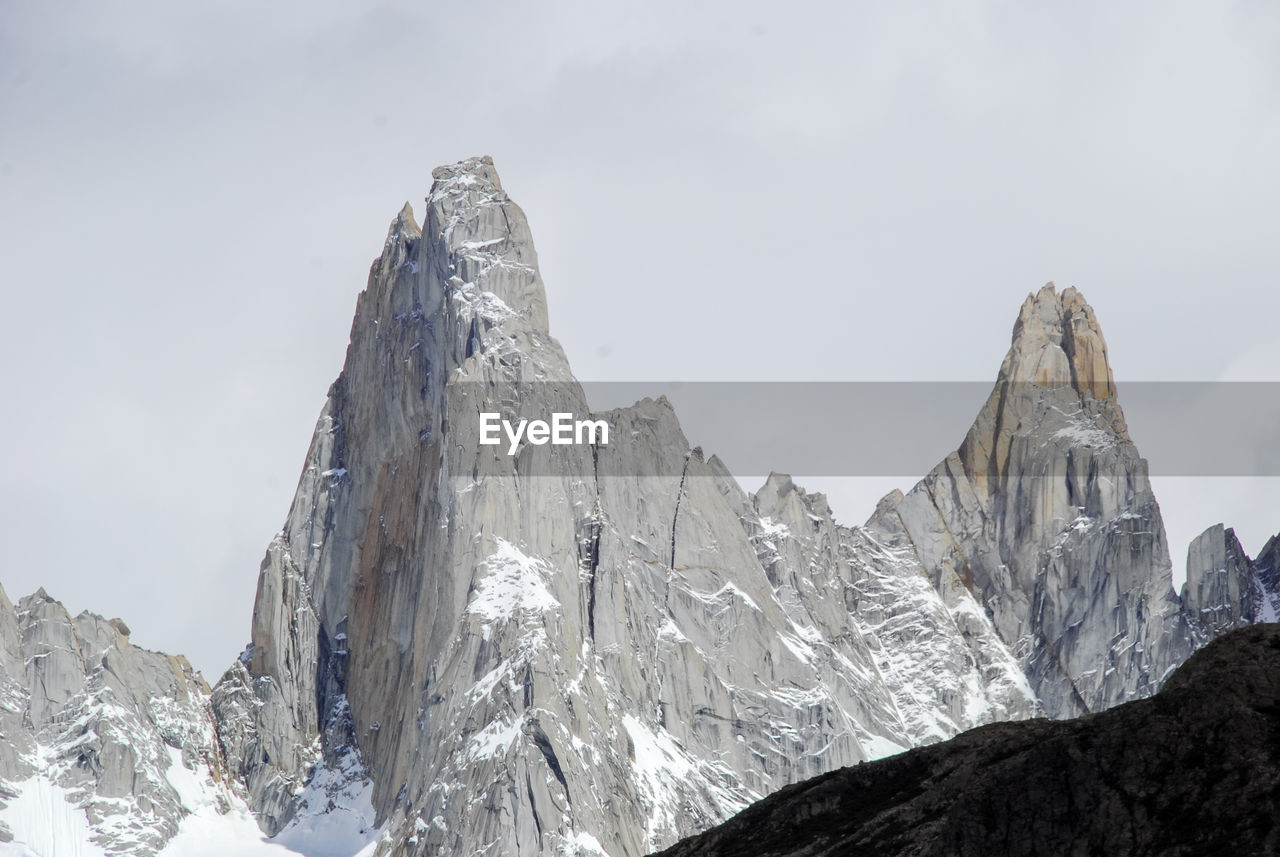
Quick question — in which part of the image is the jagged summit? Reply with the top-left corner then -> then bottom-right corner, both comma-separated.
208,158 -> 1057,857
1004,283 -> 1117,400
430,153 -> 503,190
210,160 -> 1213,854
871,280 -> 1192,719
1182,523 -> 1280,633
387,200 -> 420,239
959,283 -> 1130,488
0,584 -> 225,856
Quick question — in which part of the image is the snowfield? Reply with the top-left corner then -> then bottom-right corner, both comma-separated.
0,747 -> 383,857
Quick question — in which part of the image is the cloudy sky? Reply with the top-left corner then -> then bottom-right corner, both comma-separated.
3,1 -> 1278,678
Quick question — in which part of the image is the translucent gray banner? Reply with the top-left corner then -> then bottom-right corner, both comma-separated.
445,382 -> 1280,477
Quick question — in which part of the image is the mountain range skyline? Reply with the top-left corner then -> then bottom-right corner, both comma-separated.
0,153 -> 1274,857
6,3 -> 1280,683
1,264 -> 1274,682
5,5 -> 1280,854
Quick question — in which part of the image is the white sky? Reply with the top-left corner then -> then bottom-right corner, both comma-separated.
2,1 -> 1278,678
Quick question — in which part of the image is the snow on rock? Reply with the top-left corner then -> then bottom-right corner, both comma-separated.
467,538 -> 560,623
0,775 -> 110,857
69,168 -> 1238,857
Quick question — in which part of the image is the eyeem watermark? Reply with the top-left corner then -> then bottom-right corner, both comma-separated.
480,413 -> 610,456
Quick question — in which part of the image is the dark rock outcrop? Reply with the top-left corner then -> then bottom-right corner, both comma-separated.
654,623 -> 1280,857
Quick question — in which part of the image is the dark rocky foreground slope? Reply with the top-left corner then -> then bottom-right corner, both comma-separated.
654,623 -> 1280,857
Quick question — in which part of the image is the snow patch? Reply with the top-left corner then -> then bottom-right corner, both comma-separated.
757,517 -> 790,539
0,777 -> 109,857
566,830 -> 609,856
1050,407 -> 1116,449
466,718 -> 523,761
467,538 -> 559,623
857,732 -> 909,760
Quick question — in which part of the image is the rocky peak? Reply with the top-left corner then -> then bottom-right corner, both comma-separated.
198,160 -> 1235,857
1005,283 -> 1117,402
431,153 -> 503,188
211,157 -> 1057,857
1183,525 -> 1280,634
870,282 -> 1194,719
0,585 -> 227,856
961,284 -> 1129,487
424,154 -> 549,336
1182,524 -> 1254,633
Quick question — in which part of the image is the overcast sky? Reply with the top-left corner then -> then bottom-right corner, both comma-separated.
2,1 -> 1278,678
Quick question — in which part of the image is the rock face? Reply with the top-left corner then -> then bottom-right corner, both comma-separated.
1182,524 -> 1280,633
208,158 -> 1226,857
208,157 -> 1050,857
653,622 -> 1280,857
869,285 -> 1200,718
1258,535 -> 1280,611
0,586 -> 225,856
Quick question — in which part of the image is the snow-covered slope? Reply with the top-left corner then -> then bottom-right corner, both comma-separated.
0,585 -> 383,857
0,583 -> 384,857
0,586 -> 221,856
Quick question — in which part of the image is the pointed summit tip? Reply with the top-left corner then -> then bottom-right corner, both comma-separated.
1005,282 -> 1115,400
384,200 -> 421,244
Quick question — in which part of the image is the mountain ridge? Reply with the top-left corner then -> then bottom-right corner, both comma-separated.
0,156 -> 1272,857
651,622 -> 1280,857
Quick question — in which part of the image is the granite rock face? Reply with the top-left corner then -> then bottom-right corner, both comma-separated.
1182,524 -> 1280,633
1258,535 -> 1280,612
654,623 -> 1280,857
0,586 -> 226,856
868,284 -> 1201,718
207,158 -> 1246,857
210,157 -> 1049,857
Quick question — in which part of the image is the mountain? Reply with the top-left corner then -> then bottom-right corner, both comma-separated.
866,284 -> 1201,718
205,157 -> 1231,857
652,622 -> 1280,857
0,587 -> 225,855
1182,524 -> 1280,633
0,156 -> 1270,856
209,155 -> 1048,857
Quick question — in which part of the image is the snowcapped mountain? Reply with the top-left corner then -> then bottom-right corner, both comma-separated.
0,587 -> 223,856
0,156 -> 1272,857
0,587 -> 378,857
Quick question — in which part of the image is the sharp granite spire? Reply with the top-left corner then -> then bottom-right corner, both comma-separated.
871,282 -> 1198,718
